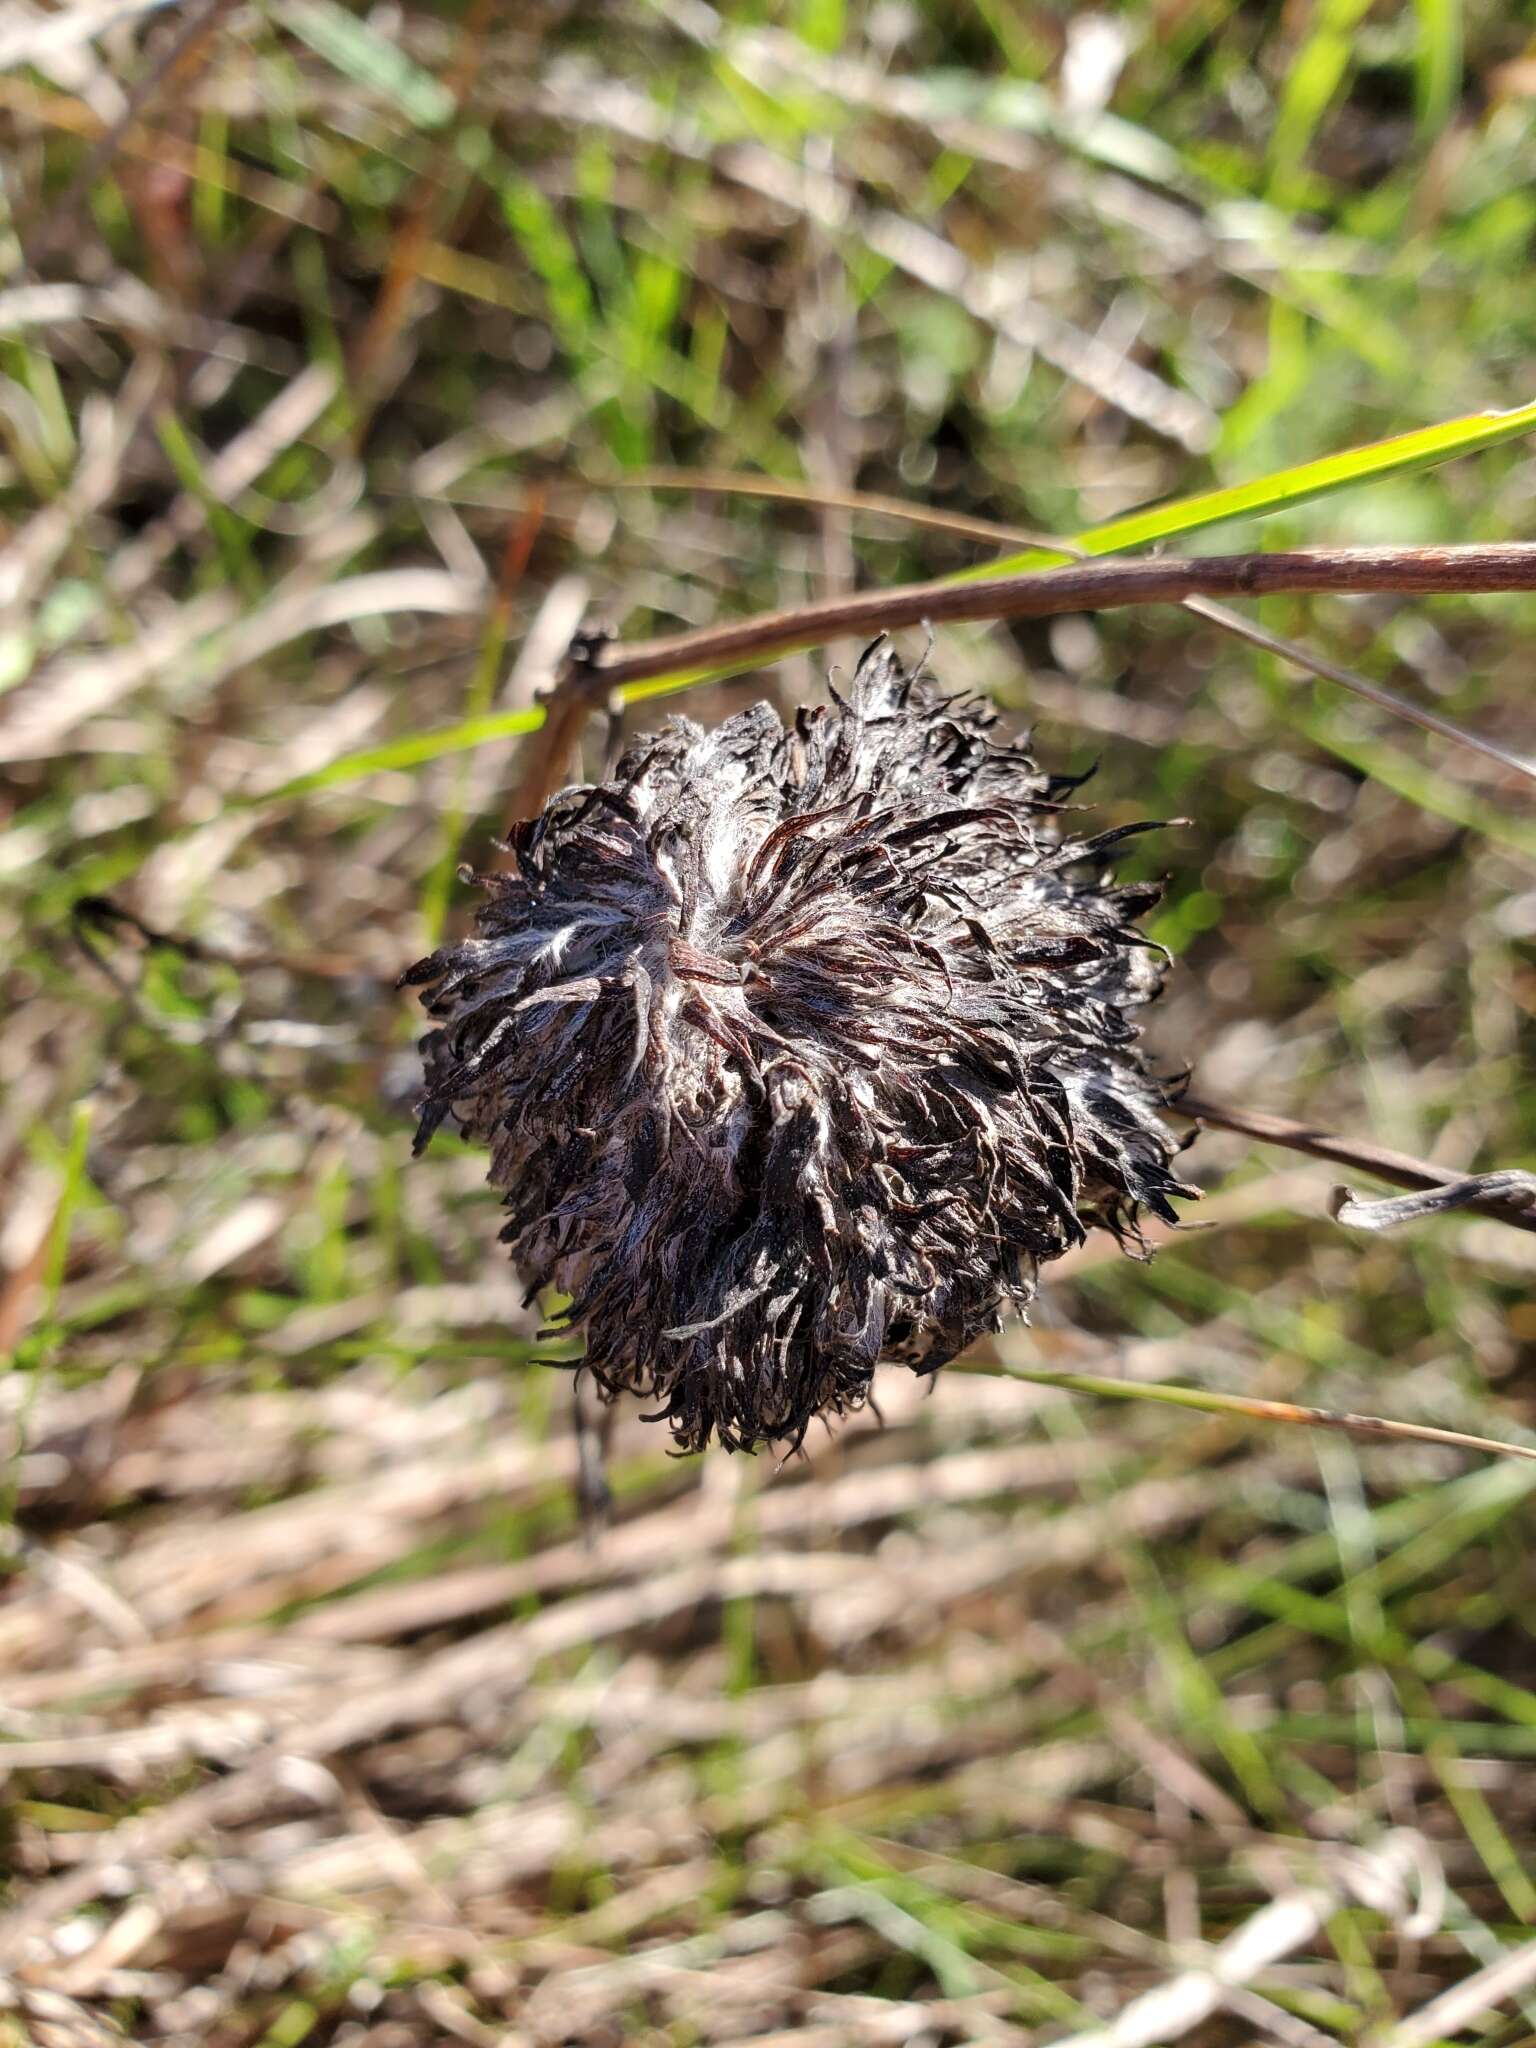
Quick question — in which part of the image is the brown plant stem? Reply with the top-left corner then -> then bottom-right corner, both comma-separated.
508,536 -> 1536,833
1175,1093 -> 1536,1236
502,674 -> 613,825
577,543 -> 1536,693
496,609 -> 631,833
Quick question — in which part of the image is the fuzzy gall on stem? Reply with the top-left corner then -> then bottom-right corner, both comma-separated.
404,641 -> 1195,1452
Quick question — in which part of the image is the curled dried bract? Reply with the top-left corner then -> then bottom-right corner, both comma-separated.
405,639 -> 1195,1452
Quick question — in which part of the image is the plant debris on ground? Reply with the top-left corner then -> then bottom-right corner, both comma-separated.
5,4 -> 1536,2044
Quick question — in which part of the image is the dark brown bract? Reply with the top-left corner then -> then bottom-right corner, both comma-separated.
404,640 -> 1195,1452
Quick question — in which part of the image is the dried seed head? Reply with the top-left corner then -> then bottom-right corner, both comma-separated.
405,640 -> 1195,1453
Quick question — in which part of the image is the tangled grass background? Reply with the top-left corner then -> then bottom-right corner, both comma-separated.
6,5 -> 1536,2045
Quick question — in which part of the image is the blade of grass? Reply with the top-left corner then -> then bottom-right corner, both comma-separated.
1,1101 -> 95,1553
1267,0 -> 1374,209
1411,0 -> 1463,138
248,706 -> 546,807
279,0 -> 454,128
952,396 -> 1536,579
984,1361 -> 1536,1468
154,409 -> 261,601
1420,1726 -> 1536,1923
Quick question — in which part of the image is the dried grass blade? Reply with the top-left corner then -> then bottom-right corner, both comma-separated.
991,1364 -> 1536,1467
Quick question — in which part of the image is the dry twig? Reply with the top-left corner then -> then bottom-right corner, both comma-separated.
1177,1094 -> 1536,1237
508,541 -> 1536,823
575,544 -> 1536,695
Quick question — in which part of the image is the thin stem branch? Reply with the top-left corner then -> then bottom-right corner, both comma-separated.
509,539 -> 1536,825
1179,593 -> 1536,785
577,543 -> 1536,694
991,1363 -> 1536,1467
502,628 -> 620,826
1175,1092 -> 1536,1236
603,465 -> 1072,550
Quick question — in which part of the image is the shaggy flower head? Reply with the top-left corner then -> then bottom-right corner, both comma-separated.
405,641 -> 1194,1452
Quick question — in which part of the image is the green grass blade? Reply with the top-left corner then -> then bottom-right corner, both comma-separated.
1268,0 -> 1373,206
2,1100 -> 95,1547
984,1362 -> 1536,1468
1411,0 -> 1463,138
281,0 -> 454,128
155,411 -> 260,600
954,397 -> 1536,580
251,707 -> 546,807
